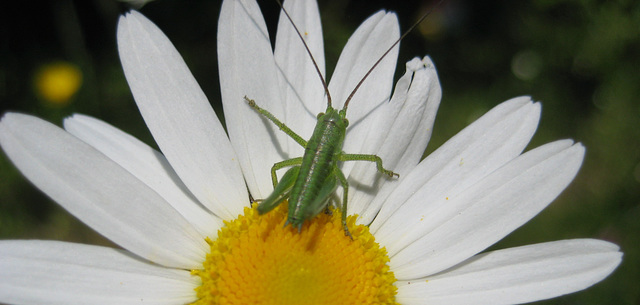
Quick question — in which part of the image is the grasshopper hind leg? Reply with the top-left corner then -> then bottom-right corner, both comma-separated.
257,166 -> 300,215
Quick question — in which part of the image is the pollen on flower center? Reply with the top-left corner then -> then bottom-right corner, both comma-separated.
192,203 -> 398,305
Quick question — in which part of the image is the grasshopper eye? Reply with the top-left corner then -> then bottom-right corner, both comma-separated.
317,112 -> 324,119
344,118 -> 349,127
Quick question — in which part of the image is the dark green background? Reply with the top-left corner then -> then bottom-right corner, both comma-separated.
1,0 -> 637,304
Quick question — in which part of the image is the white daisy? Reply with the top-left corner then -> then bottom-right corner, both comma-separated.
0,0 -> 621,304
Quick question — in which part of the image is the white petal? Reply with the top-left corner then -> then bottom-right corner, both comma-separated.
64,114 -> 223,238
118,0 -> 154,9
391,140 -> 585,278
0,113 -> 207,269
328,10 -> 399,114
330,11 -> 400,177
349,56 -> 441,223
372,97 -> 539,242
218,0 -> 288,199
274,0 -> 326,156
117,11 -> 247,220
396,239 -> 622,305
0,240 -> 199,305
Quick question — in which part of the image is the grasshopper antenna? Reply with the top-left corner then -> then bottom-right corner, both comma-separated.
342,0 -> 448,112
275,0 -> 333,108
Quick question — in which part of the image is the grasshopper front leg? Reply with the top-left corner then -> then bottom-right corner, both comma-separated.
245,96 -> 308,148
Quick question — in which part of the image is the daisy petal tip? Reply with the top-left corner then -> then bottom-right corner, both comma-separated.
116,14 -> 132,45
1,111 -> 19,122
529,99 -> 542,120
421,55 -> 436,68
559,139 -> 585,160
573,141 -> 586,154
371,9 -> 399,33
572,143 -> 586,167
116,9 -> 133,28
507,95 -> 541,122
386,10 -> 399,21
62,113 -> 94,133
406,57 -> 424,70
0,112 -> 36,131
373,8 -> 397,20
598,238 -> 622,254
508,95 -> 534,106
61,113 -> 78,128
531,98 -> 541,109
0,113 -> 11,127
121,9 -> 142,20
117,10 -> 151,43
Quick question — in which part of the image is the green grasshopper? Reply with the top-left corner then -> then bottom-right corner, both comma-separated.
248,0 -> 444,237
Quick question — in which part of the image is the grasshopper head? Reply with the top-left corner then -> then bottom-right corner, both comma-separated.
319,107 -> 349,128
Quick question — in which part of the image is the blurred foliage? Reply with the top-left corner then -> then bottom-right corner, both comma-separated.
0,0 -> 638,304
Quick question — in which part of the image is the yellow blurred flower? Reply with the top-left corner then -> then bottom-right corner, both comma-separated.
34,61 -> 82,106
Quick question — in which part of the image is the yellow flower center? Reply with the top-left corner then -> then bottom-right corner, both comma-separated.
192,203 -> 398,305
33,61 -> 82,106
